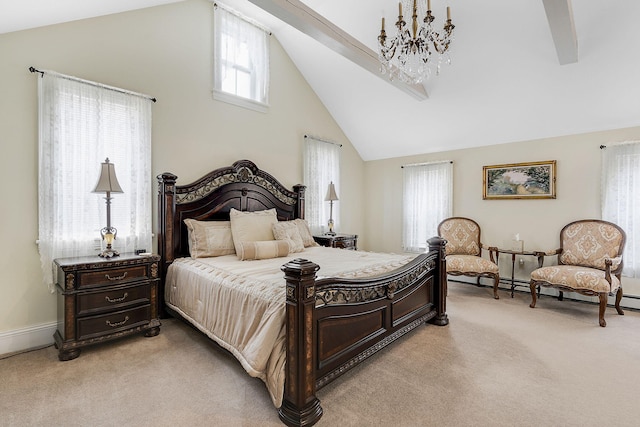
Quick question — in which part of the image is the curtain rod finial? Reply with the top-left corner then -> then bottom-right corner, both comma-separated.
29,66 -> 44,77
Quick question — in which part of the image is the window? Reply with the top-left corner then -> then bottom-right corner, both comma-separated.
213,3 -> 269,112
402,161 -> 453,252
303,135 -> 341,234
38,72 -> 153,290
602,141 -> 640,278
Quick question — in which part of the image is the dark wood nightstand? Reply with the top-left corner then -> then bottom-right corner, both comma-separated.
313,233 -> 358,250
53,253 -> 161,361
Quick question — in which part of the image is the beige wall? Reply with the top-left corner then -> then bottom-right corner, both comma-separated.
364,127 -> 640,301
0,0 -> 365,335
1,0 -> 637,341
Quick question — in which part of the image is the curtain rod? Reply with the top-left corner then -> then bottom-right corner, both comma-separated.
401,160 -> 453,168
304,134 -> 343,147
29,66 -> 157,103
600,140 -> 640,149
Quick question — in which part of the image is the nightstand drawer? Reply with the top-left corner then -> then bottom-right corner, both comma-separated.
77,305 -> 151,340
334,238 -> 356,250
78,265 -> 148,288
313,233 -> 358,250
77,283 -> 151,316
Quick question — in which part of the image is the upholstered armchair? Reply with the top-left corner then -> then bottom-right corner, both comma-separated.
438,217 -> 501,299
529,219 -> 626,327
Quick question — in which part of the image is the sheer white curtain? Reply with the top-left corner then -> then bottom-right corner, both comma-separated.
303,136 -> 341,234
601,141 -> 640,278
38,72 -> 153,290
403,161 -> 453,252
213,3 -> 269,105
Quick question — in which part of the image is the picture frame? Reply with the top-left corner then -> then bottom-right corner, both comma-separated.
483,160 -> 556,200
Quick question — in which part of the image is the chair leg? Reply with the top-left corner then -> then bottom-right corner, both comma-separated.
493,274 -> 499,300
598,293 -> 607,327
615,287 -> 625,316
529,282 -> 537,308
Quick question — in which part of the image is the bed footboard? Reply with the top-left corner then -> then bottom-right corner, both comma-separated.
279,237 -> 448,427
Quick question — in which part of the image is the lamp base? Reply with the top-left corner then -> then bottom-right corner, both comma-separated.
98,248 -> 120,258
99,227 -> 118,258
327,218 -> 335,236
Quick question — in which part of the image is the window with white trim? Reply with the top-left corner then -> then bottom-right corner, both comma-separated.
303,136 -> 341,234
402,161 -> 453,252
37,72 -> 153,290
213,3 -> 269,112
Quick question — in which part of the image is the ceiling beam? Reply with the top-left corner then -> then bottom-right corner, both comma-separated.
542,0 -> 578,65
247,0 -> 429,100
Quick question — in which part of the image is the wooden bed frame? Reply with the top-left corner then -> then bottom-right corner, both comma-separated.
157,159 -> 448,426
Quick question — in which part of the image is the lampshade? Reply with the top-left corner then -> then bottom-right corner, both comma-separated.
93,158 -> 123,193
324,182 -> 338,202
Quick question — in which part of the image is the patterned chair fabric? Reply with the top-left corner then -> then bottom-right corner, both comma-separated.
529,219 -> 626,327
559,221 -> 624,270
438,217 -> 500,299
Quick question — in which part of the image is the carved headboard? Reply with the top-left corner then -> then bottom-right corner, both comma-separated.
158,160 -> 305,278
157,159 -> 306,276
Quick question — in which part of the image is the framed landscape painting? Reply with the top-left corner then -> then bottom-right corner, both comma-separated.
483,160 -> 556,199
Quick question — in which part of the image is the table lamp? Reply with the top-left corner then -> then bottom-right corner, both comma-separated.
325,181 -> 338,235
93,158 -> 123,258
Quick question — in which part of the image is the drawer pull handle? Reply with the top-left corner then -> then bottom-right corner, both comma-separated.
105,292 -> 128,303
105,272 -> 127,281
106,316 -> 130,328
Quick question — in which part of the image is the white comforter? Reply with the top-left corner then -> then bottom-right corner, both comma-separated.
165,246 -> 416,407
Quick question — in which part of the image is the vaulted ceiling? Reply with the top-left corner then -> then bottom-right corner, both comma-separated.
4,0 -> 640,161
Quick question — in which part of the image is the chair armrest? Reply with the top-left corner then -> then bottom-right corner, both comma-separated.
543,248 -> 562,256
484,246 -> 499,264
532,248 -> 561,268
533,251 -> 546,268
607,256 -> 623,271
602,256 -> 623,287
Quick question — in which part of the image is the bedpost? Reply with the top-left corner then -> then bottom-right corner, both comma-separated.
428,236 -> 449,326
157,172 -> 177,316
279,258 -> 322,427
292,184 -> 306,219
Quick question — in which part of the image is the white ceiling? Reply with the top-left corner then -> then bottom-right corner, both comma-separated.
3,0 -> 640,161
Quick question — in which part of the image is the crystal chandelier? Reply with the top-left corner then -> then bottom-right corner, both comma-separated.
378,0 -> 455,84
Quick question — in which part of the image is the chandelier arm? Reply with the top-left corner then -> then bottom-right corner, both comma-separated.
411,0 -> 418,39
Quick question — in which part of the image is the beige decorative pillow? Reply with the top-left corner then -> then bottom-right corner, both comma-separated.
183,219 -> 235,258
272,221 -> 305,253
237,240 -> 290,261
293,218 -> 318,247
229,208 -> 278,255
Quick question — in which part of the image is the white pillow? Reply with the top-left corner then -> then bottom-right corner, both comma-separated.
229,208 -> 278,256
237,240 -> 290,261
293,218 -> 318,247
272,221 -> 305,253
183,219 -> 235,258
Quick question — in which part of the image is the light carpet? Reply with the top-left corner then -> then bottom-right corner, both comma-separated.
1,282 -> 639,427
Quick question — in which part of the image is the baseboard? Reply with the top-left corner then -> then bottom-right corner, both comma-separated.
0,322 -> 57,357
449,277 -> 640,311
